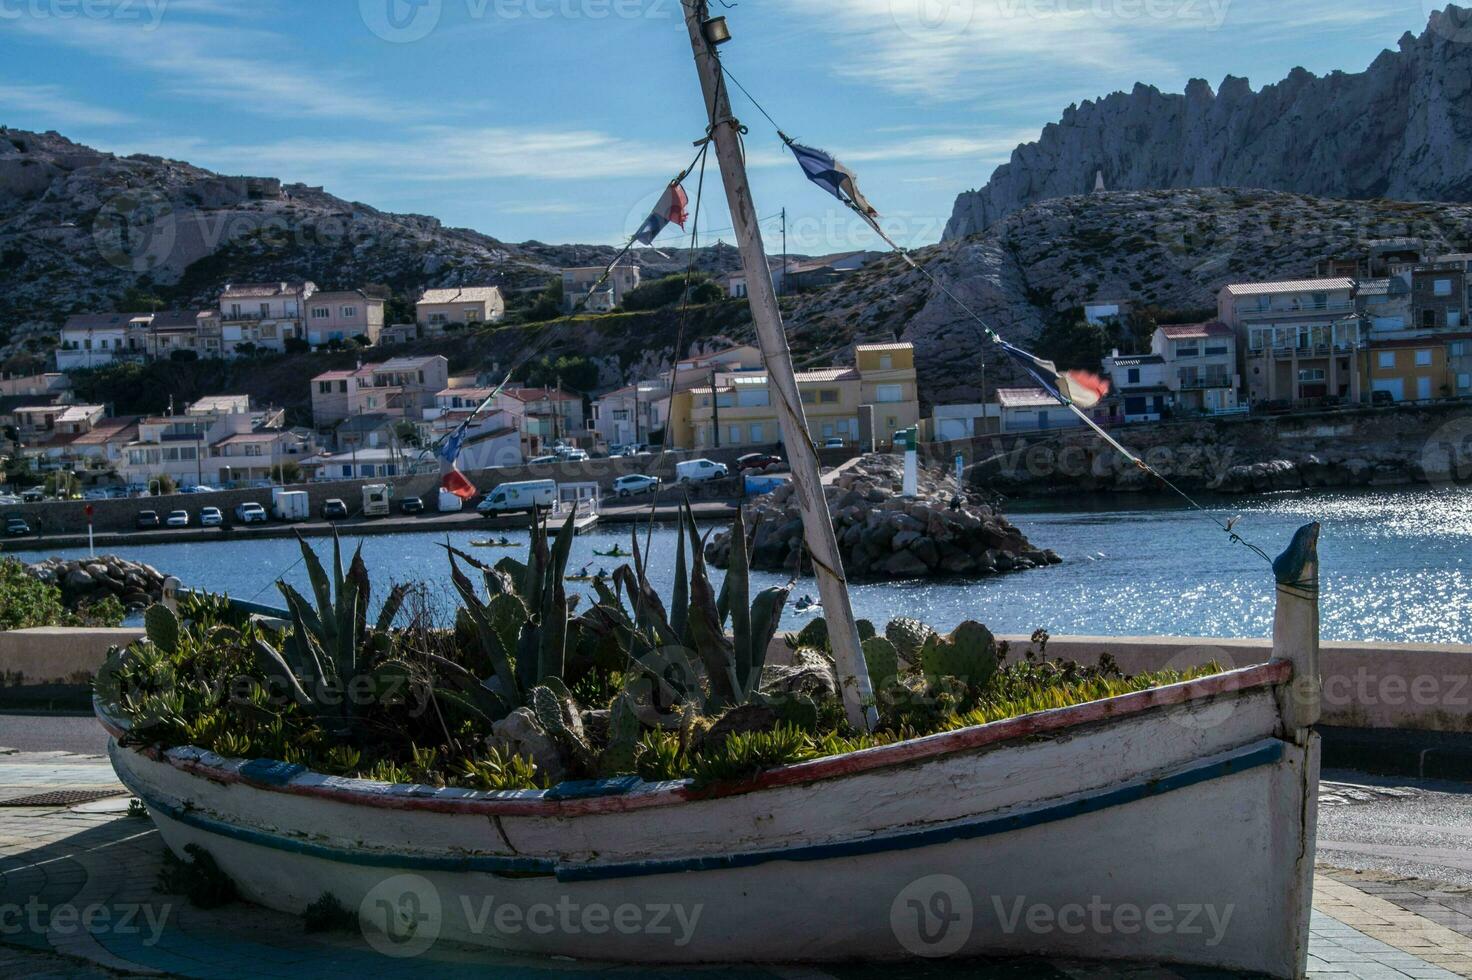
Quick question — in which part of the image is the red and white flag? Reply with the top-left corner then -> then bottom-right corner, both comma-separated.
439,430 -> 477,500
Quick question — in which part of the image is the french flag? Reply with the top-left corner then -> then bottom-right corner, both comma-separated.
634,183 -> 689,246
439,430 -> 478,500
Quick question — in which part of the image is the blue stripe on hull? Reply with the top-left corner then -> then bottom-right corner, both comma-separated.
117,739 -> 1285,883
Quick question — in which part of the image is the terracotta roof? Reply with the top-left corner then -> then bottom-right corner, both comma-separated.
1223,278 -> 1354,296
1159,321 -> 1234,340
996,387 -> 1064,409
795,368 -> 859,383
418,286 -> 503,305
71,416 -> 139,446
312,369 -> 358,382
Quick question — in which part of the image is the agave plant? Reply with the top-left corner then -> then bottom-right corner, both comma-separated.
250,533 -> 408,738
445,509 -> 579,715
582,502 -> 794,717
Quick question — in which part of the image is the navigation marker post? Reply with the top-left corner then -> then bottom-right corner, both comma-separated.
680,3 -> 876,731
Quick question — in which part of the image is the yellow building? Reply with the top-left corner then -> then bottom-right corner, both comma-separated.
685,342 -> 920,451
1364,340 -> 1449,402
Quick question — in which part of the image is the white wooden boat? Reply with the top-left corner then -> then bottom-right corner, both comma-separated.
97,523 -> 1324,977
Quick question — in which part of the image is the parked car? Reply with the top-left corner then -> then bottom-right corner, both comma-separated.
558,448 -> 590,462
166,510 -> 190,528
399,496 -> 425,515
675,459 -> 729,484
136,510 -> 161,530
321,498 -> 349,521
0,495 -> 21,507
822,438 -> 846,449
612,474 -> 661,498
1370,390 -> 1395,407
20,488 -> 45,503
200,507 -> 224,528
737,452 -> 782,473
106,487 -> 130,499
4,515 -> 30,537
528,454 -> 561,465
234,502 -> 269,524
83,489 -> 111,501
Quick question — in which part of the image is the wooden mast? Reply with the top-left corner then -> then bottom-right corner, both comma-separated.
680,2 -> 877,732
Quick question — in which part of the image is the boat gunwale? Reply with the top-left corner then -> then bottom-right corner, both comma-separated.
97,659 -> 1292,818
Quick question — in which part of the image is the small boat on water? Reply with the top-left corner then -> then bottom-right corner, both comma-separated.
593,548 -> 632,559
98,524 -> 1324,978
470,538 -> 516,549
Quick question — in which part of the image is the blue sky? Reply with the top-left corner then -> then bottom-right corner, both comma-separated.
0,0 -> 1444,252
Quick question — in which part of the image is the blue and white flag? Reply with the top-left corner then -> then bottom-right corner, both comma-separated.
788,141 -> 878,218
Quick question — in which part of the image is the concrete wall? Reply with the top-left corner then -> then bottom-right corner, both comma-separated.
0,627 -> 143,686
993,634 -> 1472,734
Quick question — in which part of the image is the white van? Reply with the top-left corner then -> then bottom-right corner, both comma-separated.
271,489 -> 310,522
477,479 -> 557,516
362,484 -> 392,518
675,459 -> 729,484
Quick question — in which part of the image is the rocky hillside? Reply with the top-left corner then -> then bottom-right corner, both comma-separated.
794,189 -> 1472,405
944,5 -> 1472,239
0,129 -> 742,357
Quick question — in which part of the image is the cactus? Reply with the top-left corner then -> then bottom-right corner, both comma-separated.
920,621 -> 999,688
792,617 -> 829,652
862,636 -> 900,688
530,684 -> 597,774
886,617 -> 937,663
144,604 -> 180,656
599,693 -> 641,776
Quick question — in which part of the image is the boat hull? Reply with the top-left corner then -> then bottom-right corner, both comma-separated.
102,663 -> 1318,976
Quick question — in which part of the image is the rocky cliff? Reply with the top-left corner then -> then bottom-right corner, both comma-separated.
944,5 -> 1472,240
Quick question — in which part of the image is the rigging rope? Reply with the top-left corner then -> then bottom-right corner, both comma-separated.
716,62 -> 1273,565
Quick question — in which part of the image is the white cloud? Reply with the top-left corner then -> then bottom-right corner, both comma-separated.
0,84 -> 137,127
5,13 -> 421,122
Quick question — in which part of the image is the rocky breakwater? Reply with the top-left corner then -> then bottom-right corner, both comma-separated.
25,556 -> 171,610
706,455 -> 1060,581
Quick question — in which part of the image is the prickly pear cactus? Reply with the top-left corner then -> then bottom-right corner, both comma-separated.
885,617 -> 936,663
862,636 -> 900,688
795,617 -> 829,651
529,685 -> 571,741
920,621 -> 998,688
144,604 -> 180,656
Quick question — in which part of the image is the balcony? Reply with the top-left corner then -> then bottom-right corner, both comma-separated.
1239,303 -> 1354,321
1178,377 -> 1233,390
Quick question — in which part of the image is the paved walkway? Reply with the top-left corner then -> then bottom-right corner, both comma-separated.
2,750 -> 1470,979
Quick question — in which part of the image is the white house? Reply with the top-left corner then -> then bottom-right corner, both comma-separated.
930,404 -> 999,441
1151,322 -> 1241,414
56,314 -> 138,370
995,388 -> 1083,434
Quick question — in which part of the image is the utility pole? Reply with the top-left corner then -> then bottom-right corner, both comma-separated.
709,368 -> 721,449
681,2 -> 876,730
780,207 -> 787,299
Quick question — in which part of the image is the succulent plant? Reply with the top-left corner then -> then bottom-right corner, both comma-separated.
861,636 -> 900,689
919,621 -> 999,688
886,617 -> 937,663
144,604 -> 180,656
787,616 -> 830,652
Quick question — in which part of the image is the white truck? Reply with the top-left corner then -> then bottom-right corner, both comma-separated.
362,484 -> 392,519
271,489 -> 310,522
477,480 -> 557,516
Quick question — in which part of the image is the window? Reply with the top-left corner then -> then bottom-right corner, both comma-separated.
1435,279 -> 1453,297
1205,345 -> 1229,356
260,303 -> 271,316
818,390 -> 839,404
338,380 -> 348,394
318,382 -> 331,394
875,384 -> 904,403
1176,345 -> 1200,359
429,313 -> 448,325
749,423 -> 764,443
312,307 -> 330,319
879,354 -> 893,370
1415,350 -> 1433,367
1451,310 -> 1463,328
1378,351 -> 1396,369
1423,310 -> 1438,329
464,309 -> 481,322
736,388 -> 770,408
1297,368 -> 1326,382
1310,292 -> 1328,310
800,390 -> 816,404
342,306 -> 357,318
1454,342 -> 1469,357
728,425 -> 742,445
1127,368 -> 1140,384
1461,374 -> 1472,391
